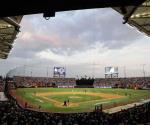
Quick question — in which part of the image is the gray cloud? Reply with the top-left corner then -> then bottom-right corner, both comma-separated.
10,8 -> 144,59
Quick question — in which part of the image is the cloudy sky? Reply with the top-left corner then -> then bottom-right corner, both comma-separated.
0,8 -> 150,78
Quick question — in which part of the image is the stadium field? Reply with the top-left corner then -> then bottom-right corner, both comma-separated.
12,88 -> 150,113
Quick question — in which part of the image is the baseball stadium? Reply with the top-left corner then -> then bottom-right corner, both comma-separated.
0,0 -> 150,125
8,76 -> 150,113
1,73 -> 150,125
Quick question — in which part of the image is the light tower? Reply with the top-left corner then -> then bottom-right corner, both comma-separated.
124,66 -> 126,78
142,64 -> 146,78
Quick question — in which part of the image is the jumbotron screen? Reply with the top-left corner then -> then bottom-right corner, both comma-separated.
54,67 -> 66,75
105,67 -> 118,74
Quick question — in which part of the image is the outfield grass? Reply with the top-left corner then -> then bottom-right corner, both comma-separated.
14,88 -> 150,113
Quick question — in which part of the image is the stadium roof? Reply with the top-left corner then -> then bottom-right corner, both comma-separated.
113,0 -> 150,36
0,0 -> 145,17
0,17 -> 22,59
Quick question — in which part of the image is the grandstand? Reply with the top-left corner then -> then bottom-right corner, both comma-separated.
13,76 -> 76,88
94,77 -> 150,89
9,74 -> 150,90
0,76 -> 7,101
0,76 -> 4,92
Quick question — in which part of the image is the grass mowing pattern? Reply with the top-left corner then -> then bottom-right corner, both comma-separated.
15,88 -> 150,113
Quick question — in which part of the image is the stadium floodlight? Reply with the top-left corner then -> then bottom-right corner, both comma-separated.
142,64 -> 146,78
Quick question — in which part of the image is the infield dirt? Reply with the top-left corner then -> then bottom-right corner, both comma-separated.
36,92 -> 123,108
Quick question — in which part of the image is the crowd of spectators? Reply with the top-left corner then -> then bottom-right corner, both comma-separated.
5,76 -> 150,90
0,95 -> 149,125
94,77 -> 150,89
0,76 -> 4,92
13,76 -> 76,88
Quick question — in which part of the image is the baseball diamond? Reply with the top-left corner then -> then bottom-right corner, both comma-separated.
10,88 -> 150,113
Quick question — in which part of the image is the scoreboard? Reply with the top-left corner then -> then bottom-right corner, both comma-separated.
53,67 -> 66,78
105,67 -> 118,78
